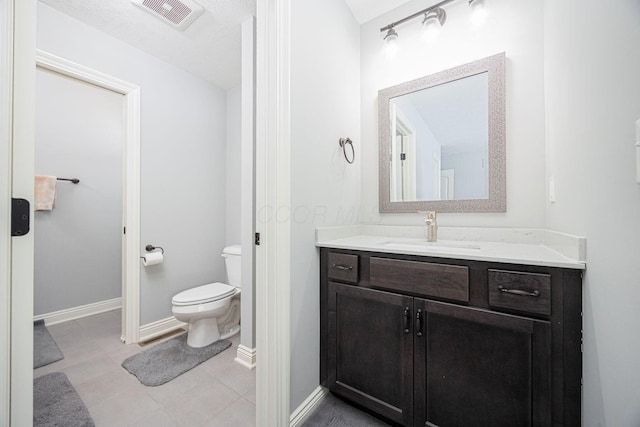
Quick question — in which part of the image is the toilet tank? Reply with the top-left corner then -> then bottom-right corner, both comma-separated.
222,245 -> 242,288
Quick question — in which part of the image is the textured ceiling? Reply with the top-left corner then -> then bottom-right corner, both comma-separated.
39,0 -> 413,88
39,0 -> 256,89
343,0 -> 413,24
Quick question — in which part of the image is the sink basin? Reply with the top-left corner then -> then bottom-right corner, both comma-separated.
383,240 -> 482,252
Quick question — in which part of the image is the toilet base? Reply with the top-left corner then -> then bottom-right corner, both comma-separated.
220,324 -> 241,340
187,318 -> 220,348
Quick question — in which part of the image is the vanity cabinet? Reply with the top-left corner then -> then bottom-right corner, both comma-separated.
320,248 -> 582,427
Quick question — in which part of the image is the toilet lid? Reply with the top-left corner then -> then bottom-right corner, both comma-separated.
172,282 -> 236,306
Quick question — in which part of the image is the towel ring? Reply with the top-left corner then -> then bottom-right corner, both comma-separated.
339,137 -> 355,164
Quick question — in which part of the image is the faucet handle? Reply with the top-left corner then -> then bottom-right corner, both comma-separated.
418,211 -> 437,221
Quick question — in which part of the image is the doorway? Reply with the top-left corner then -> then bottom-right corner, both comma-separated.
35,50 -> 141,343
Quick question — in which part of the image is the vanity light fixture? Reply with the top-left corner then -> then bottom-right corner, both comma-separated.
384,27 -> 399,42
380,0 -> 487,42
423,8 -> 447,27
469,0 -> 489,26
383,27 -> 399,56
422,8 -> 446,41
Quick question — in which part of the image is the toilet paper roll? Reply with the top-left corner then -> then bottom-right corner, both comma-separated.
142,252 -> 163,267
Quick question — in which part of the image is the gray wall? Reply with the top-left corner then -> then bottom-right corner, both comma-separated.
441,149 -> 488,200
34,67 -> 124,315
289,0 -> 361,411
226,85 -> 242,246
240,16 -> 256,350
37,3 -> 229,325
544,0 -> 640,424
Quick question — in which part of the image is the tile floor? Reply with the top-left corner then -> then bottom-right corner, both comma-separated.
34,309 -> 256,427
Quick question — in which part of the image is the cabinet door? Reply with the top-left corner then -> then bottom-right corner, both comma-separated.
327,282 -> 414,426
414,299 -> 551,427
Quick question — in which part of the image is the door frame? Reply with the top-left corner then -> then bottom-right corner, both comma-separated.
35,50 -> 142,344
3,0 -> 36,424
255,0 -> 291,425
1,0 -> 16,424
5,1 -> 288,424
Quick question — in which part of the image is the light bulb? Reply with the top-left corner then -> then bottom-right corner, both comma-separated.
383,28 -> 398,58
469,0 -> 488,26
421,9 -> 446,42
422,19 -> 440,42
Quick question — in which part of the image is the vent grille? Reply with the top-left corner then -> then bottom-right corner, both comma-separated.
142,0 -> 191,25
132,0 -> 204,31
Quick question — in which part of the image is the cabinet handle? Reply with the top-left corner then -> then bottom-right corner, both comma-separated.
416,309 -> 423,337
403,307 -> 410,334
498,286 -> 540,297
331,264 -> 353,271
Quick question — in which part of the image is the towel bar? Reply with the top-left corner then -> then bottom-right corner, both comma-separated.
57,177 -> 80,184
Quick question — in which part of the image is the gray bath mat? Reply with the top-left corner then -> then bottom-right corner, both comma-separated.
121,333 -> 231,386
34,372 -> 94,427
34,320 -> 64,369
328,416 -> 352,427
302,394 -> 391,427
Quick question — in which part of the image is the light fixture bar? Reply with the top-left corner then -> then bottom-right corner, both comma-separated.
380,0 -> 457,33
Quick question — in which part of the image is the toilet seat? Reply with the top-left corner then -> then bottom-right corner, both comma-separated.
172,282 -> 236,306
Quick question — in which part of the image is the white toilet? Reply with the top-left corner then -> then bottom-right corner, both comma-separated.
172,245 -> 242,348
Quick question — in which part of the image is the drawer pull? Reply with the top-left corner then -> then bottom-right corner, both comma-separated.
332,264 -> 353,271
416,309 -> 423,337
498,286 -> 540,297
403,307 -> 410,334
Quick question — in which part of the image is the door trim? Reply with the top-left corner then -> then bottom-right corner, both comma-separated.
0,0 -> 15,423
8,0 -> 36,424
35,50 -> 142,344
255,0 -> 291,424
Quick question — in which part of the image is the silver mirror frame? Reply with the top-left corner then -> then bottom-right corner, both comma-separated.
379,52 -> 506,213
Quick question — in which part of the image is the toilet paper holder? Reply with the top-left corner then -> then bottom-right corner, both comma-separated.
144,244 -> 164,255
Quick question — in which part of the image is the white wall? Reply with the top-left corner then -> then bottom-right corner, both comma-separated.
37,2 -> 229,325
544,0 -> 640,425
226,85 -> 242,246
289,0 -> 361,411
34,67 -> 123,315
360,0 -> 546,226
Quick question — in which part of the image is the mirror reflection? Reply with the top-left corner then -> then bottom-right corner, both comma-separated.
389,72 -> 488,202
379,52 -> 505,213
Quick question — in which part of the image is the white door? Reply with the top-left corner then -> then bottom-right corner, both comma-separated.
2,0 -> 36,425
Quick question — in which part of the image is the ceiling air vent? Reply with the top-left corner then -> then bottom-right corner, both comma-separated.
132,0 -> 204,31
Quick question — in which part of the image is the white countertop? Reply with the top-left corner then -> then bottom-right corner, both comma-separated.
315,225 -> 586,270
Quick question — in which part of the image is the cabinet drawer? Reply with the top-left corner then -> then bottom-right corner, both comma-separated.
327,252 -> 359,283
370,257 -> 469,302
488,269 -> 551,316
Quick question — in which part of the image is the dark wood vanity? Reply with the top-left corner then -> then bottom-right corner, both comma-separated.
320,247 -> 582,427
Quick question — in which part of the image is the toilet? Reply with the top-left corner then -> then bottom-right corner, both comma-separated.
172,245 -> 241,348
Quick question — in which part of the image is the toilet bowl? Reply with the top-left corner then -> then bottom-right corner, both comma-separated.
172,245 -> 242,348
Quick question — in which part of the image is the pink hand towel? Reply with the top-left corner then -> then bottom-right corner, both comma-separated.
34,175 -> 57,211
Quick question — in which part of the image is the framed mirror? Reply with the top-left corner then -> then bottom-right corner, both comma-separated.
379,53 -> 505,213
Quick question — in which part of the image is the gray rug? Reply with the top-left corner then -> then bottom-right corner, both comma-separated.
302,394 -> 391,427
34,372 -> 94,427
121,333 -> 231,386
34,320 -> 64,369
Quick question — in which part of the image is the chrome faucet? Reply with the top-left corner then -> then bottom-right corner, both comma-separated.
422,211 -> 437,242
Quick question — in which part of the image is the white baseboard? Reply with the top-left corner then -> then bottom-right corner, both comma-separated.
34,297 -> 122,326
234,344 -> 256,370
290,386 -> 328,427
138,316 -> 186,343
